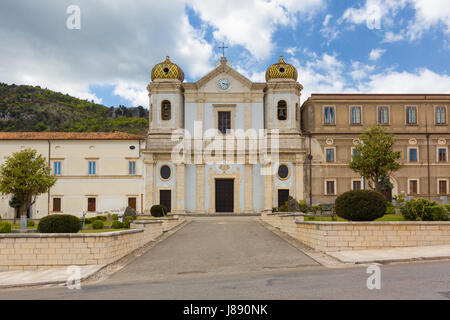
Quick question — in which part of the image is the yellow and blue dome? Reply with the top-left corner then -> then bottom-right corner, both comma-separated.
151,56 -> 184,82
265,55 -> 298,82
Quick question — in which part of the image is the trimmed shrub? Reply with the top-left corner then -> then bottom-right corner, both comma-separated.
151,205 -> 168,217
385,202 -> 396,214
335,190 -> 387,221
37,214 -> 81,233
0,221 -> 12,233
27,220 -> 35,227
121,216 -> 134,229
431,206 -> 449,221
298,200 -> 309,212
445,204 -> 450,214
112,214 -> 119,221
92,220 -> 104,230
400,198 -> 436,221
111,220 -> 123,229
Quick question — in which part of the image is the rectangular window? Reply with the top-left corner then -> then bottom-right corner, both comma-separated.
406,106 -> 417,124
128,161 -> 136,175
53,161 -> 61,176
352,180 -> 362,191
351,147 -> 357,159
350,106 -> 362,125
324,106 -> 335,125
325,148 -> 335,162
88,161 -> 96,175
436,106 -> 446,125
409,148 -> 418,162
438,148 -> 447,162
218,111 -> 231,134
439,180 -> 448,195
409,180 -> 418,195
325,180 -> 335,195
87,198 -> 96,212
52,198 -> 61,212
378,106 -> 389,125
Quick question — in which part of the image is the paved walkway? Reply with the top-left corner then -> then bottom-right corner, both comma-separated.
328,245 -> 450,264
0,265 -> 104,288
102,216 -> 320,284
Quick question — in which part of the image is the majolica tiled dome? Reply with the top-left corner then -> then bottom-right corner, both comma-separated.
151,56 -> 184,82
265,55 -> 298,82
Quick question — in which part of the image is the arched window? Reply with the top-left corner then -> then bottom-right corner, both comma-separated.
277,100 -> 287,121
161,100 -> 171,120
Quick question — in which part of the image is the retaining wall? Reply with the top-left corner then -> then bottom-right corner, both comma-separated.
261,212 -> 450,252
0,215 -> 185,271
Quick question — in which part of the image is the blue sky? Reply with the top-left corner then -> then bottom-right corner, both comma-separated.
1,0 -> 450,107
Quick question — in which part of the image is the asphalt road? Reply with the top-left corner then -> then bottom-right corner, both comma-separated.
0,217 -> 449,300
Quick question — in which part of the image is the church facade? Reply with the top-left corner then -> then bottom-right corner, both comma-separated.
0,55 -> 449,218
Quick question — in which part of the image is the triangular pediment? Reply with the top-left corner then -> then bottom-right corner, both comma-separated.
194,61 -> 253,91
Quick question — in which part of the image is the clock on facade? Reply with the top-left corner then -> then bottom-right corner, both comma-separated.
218,78 -> 230,90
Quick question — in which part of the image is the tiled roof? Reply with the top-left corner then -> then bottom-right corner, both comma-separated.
0,132 -> 145,140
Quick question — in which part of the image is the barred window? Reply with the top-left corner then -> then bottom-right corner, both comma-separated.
436,106 -> 446,125
378,106 -> 389,124
324,106 -> 335,125
350,106 -> 361,124
218,111 -> 231,134
406,106 -> 417,124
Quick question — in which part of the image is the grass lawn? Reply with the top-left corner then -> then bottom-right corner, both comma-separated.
305,214 -> 406,222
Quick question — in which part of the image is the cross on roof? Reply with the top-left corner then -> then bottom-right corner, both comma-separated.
218,42 -> 228,57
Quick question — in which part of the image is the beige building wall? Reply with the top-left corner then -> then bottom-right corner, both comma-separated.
301,94 -> 450,204
0,134 -> 145,219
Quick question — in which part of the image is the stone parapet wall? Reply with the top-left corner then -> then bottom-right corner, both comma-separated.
0,216 -> 185,271
261,213 -> 450,252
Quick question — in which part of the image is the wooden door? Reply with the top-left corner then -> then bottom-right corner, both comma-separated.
278,189 -> 289,208
159,190 -> 171,212
128,197 -> 137,210
215,179 -> 234,212
87,198 -> 96,212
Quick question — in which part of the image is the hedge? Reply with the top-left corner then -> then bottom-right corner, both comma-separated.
335,190 -> 387,221
37,215 -> 81,233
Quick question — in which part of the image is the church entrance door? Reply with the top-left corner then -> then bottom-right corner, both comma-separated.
215,179 -> 234,213
160,190 -> 171,213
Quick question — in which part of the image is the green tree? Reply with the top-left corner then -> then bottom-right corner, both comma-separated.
349,126 -> 401,192
0,149 -> 56,218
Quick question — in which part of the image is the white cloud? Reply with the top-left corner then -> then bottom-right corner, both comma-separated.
406,0 -> 450,40
0,0 -> 214,107
383,31 -> 405,43
369,48 -> 386,61
350,62 -> 376,80
187,0 -> 325,60
358,68 -> 450,93
341,0 -> 450,42
320,14 -> 339,43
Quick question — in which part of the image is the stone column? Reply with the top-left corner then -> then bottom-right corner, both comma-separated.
174,163 -> 185,213
295,160 -> 304,201
263,163 -> 273,212
244,164 -> 253,213
196,164 -> 206,213
144,158 -> 155,213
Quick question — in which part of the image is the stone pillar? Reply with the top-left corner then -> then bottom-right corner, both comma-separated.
144,159 -> 155,213
295,160 -> 304,201
244,164 -> 253,213
196,164 -> 206,213
174,163 -> 185,213
263,163 -> 273,212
